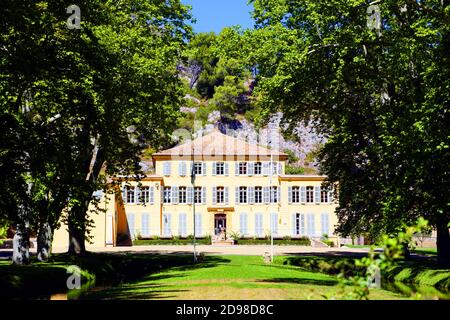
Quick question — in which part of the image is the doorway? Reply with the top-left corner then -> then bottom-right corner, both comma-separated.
214,214 -> 227,236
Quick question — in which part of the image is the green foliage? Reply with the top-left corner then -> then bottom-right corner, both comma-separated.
285,166 -> 305,175
249,0 -> 450,265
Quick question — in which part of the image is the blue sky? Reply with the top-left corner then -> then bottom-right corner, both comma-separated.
182,0 -> 254,34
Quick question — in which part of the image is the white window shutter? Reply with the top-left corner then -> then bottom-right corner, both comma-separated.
224,187 -> 229,205
271,213 -> 278,235
172,186 -> 179,204
195,214 -> 202,236
179,162 -> 187,176
301,186 -> 306,203
127,213 -> 135,240
248,187 -> 255,204
315,186 -> 321,203
292,214 -> 297,236
235,187 -> 240,204
201,187 -> 206,205
262,162 -> 269,176
187,187 -> 193,204
321,213 -> 329,236
300,214 -> 305,236
277,187 -> 281,203
212,187 -> 217,205
224,163 -> 229,176
212,162 -> 217,176
122,187 -> 127,204
202,162 -> 207,176
248,162 -> 255,176
288,187 -> 293,204
278,162 -> 283,175
150,187 -> 154,204
328,187 -> 334,203
134,187 -> 140,204
163,162 -> 171,176
179,213 -> 187,237
142,214 -> 150,237
235,162 -> 239,176
263,187 -> 270,204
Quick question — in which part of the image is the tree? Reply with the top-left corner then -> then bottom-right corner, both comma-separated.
0,0 -> 192,261
249,0 -> 450,267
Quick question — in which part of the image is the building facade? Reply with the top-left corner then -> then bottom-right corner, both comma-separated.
53,131 -> 339,249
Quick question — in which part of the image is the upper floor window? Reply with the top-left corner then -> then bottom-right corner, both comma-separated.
321,188 -> 329,203
270,186 -> 279,203
255,186 -> 263,203
271,162 -> 278,175
163,187 -> 172,204
193,162 -> 203,175
179,187 -> 187,204
194,187 -> 202,204
239,187 -> 248,204
292,186 -> 300,203
139,187 -> 150,204
126,186 -> 135,204
306,186 -> 314,203
239,162 -> 247,175
216,187 -> 225,204
215,162 -> 225,175
254,162 -> 262,175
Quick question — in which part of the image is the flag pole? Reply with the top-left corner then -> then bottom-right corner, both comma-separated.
270,147 -> 274,263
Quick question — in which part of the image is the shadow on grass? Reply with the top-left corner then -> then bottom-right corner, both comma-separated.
77,255 -> 232,300
0,252 -> 231,300
257,277 -> 338,286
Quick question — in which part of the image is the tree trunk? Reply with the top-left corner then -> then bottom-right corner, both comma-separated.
37,222 -> 53,262
68,204 -> 88,256
436,218 -> 450,268
12,226 -> 30,265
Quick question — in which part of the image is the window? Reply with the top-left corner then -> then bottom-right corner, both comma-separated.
126,187 -> 135,204
294,213 -> 305,236
140,187 -> 150,204
179,187 -> 187,204
194,187 -> 202,204
292,186 -> 300,203
239,187 -> 248,204
254,162 -> 262,175
163,187 -> 172,204
255,187 -> 263,203
239,162 -> 247,175
271,162 -> 278,175
321,188 -> 329,203
216,187 -> 225,204
270,187 -> 279,203
215,162 -> 225,175
306,186 -> 314,203
163,162 -> 171,176
193,162 -> 203,175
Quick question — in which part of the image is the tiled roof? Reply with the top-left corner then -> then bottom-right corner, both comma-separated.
153,130 -> 287,158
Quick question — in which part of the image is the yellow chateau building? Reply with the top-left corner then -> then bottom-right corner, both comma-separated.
53,130 -> 339,249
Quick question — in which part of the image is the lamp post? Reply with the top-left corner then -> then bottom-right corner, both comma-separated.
270,150 -> 274,263
191,137 -> 197,264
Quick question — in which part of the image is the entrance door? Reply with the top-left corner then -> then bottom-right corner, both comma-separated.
214,214 -> 227,236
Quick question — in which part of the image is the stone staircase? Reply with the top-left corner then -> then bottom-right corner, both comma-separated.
310,237 -> 330,248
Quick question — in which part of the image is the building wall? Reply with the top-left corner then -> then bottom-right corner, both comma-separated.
52,158 -> 339,249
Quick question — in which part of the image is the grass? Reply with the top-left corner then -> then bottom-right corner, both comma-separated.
236,239 -> 311,246
80,255 -> 405,300
2,253 -> 448,300
0,252 -> 194,299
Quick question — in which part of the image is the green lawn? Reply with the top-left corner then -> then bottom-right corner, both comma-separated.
80,255 -> 405,300
2,253 -> 448,300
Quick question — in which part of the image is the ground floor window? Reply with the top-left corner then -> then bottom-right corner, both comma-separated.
294,213 -> 305,236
